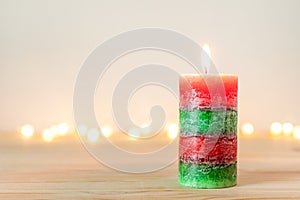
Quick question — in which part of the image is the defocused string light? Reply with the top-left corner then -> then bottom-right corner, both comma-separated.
42,129 -> 55,142
21,124 -> 35,139
293,126 -> 300,140
87,128 -> 99,143
241,123 -> 254,136
101,126 -> 113,138
270,122 -> 282,136
77,124 -> 88,137
167,123 -> 178,139
50,125 -> 59,137
21,121 -> 300,143
282,122 -> 293,136
57,123 -> 69,136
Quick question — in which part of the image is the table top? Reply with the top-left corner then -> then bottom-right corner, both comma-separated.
1,133 -> 300,199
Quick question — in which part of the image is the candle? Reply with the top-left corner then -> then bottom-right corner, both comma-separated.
178,74 -> 238,188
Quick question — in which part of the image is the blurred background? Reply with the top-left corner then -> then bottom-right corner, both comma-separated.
1,1 -> 300,198
0,0 -> 300,138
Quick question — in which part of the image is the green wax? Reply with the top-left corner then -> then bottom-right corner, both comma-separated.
179,109 -> 237,135
178,161 -> 237,189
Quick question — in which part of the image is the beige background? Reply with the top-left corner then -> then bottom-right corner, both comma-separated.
0,0 -> 300,132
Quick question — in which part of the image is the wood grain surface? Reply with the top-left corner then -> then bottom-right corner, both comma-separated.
1,133 -> 300,199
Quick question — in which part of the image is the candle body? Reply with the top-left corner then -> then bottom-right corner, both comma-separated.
179,75 -> 238,188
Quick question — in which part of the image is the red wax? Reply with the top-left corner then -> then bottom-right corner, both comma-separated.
179,135 -> 237,164
180,75 -> 238,109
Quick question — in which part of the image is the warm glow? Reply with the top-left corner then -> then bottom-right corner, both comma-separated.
87,128 -> 99,142
203,44 -> 211,57
42,129 -> 55,142
270,122 -> 282,135
293,126 -> 300,140
50,125 -> 59,136
241,123 -> 254,135
101,126 -> 112,138
282,122 -> 293,136
57,123 -> 69,136
167,123 -> 178,139
21,124 -> 35,138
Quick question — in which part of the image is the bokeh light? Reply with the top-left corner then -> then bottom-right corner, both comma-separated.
57,123 -> 69,136
77,124 -> 88,137
282,122 -> 293,136
21,124 -> 35,138
241,123 -> 254,136
270,122 -> 282,136
293,126 -> 300,140
167,123 -> 178,139
50,125 -> 59,136
42,129 -> 55,142
87,128 -> 99,142
101,126 -> 112,138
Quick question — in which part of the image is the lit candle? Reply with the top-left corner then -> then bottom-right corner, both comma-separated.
178,46 -> 238,189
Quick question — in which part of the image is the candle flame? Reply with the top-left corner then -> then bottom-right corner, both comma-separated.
201,44 -> 211,74
203,44 -> 211,57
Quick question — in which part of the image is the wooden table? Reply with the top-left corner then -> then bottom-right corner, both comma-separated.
1,133 -> 300,199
